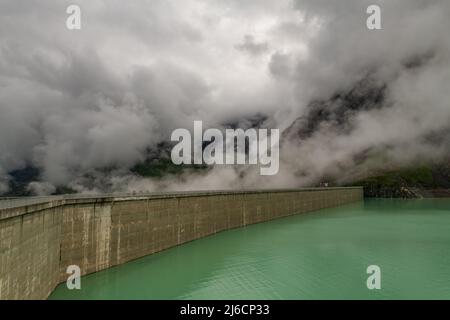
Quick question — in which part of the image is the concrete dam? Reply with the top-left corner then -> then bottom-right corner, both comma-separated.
0,187 -> 363,300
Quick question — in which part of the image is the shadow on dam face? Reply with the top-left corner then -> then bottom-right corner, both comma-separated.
0,187 -> 363,300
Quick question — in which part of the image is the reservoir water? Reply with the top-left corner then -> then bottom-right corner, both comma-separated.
50,199 -> 450,300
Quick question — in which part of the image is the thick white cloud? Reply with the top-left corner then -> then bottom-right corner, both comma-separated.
0,0 -> 449,193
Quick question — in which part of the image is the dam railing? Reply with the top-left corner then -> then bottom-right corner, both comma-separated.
0,187 -> 361,210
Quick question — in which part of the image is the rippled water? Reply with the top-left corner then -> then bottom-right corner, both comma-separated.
50,199 -> 450,300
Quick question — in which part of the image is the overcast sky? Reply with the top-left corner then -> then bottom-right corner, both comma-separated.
1,0 -> 449,194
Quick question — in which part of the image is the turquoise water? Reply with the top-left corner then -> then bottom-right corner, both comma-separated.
50,199 -> 450,300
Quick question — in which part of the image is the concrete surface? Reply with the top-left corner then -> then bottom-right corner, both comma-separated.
0,188 -> 363,299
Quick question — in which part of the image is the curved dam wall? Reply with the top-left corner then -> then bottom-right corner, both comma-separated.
0,188 -> 362,300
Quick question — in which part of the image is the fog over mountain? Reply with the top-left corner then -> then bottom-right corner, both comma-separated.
1,0 -> 449,195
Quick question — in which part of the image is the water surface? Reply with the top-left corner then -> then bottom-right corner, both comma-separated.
50,199 -> 450,300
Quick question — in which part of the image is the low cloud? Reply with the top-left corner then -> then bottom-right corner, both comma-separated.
1,0 -> 449,194
235,35 -> 269,56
